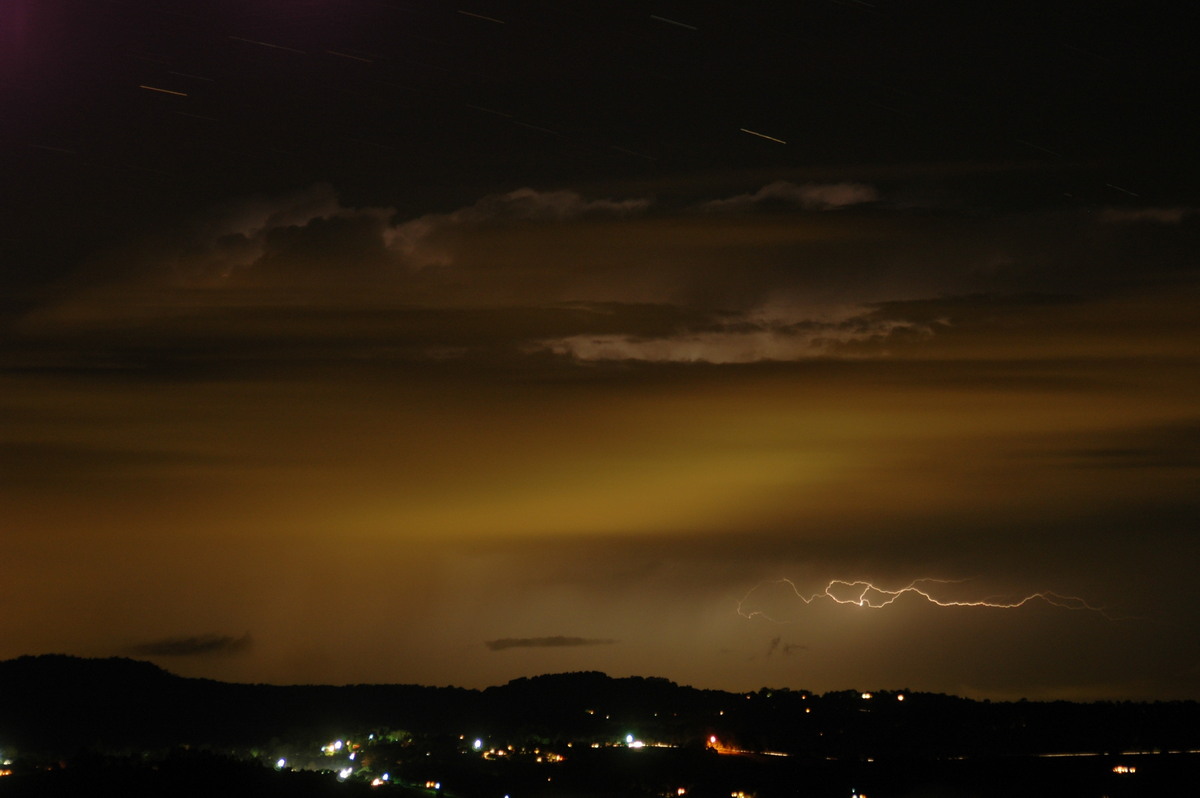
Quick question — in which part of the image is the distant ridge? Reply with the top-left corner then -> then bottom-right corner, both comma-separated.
2,655 -> 1199,759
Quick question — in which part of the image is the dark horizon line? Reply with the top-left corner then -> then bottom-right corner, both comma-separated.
5,652 -> 1197,706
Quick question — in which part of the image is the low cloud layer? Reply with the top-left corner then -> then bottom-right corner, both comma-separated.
485,636 -> 618,652
1099,207 -> 1199,225
536,312 -> 929,363
702,181 -> 879,212
129,633 -> 253,658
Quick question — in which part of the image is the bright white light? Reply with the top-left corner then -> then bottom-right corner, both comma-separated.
629,741 -> 644,749
861,692 -> 872,700
473,738 -> 483,750
338,767 -> 353,781
382,773 -> 389,781
625,734 -> 634,744
275,758 -> 286,770
350,752 -> 356,760
335,740 -> 344,750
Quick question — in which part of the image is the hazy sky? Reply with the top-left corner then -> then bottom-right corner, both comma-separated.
3,0 -> 1199,700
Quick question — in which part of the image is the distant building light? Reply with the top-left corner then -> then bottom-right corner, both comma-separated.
337,767 -> 353,781
861,692 -> 872,700
1112,765 -> 1137,774
275,758 -> 287,770
897,694 -> 905,702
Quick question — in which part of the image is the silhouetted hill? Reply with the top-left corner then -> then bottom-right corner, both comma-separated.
2,654 -> 1199,761
0,654 -> 475,753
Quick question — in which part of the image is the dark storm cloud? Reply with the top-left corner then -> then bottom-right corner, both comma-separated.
15,180 -> 1199,374
130,633 -> 252,658
484,636 -> 617,652
10,176 -> 1200,381
764,638 -> 805,659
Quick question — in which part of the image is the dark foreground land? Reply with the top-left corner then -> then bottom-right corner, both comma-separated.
1,655 -> 1196,797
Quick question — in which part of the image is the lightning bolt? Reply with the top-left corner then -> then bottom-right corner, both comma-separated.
738,578 -> 1121,622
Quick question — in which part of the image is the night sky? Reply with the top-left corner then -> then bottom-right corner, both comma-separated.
3,0 -> 1199,700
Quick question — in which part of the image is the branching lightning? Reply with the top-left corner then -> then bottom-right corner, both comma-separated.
738,578 -> 1120,622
